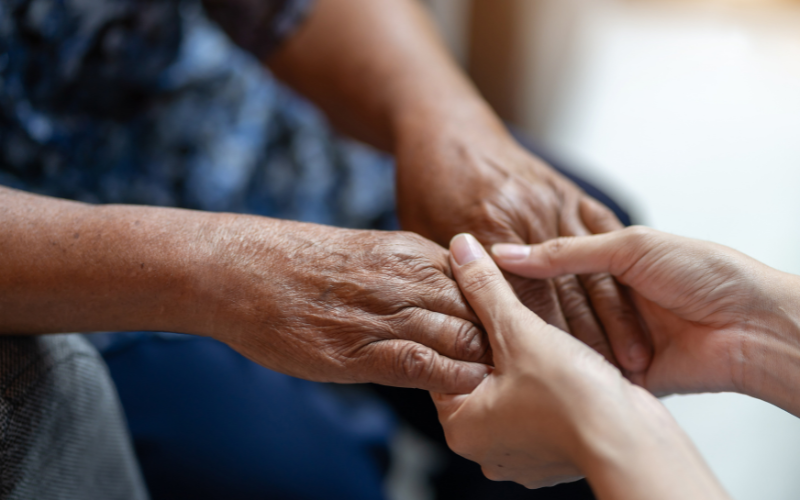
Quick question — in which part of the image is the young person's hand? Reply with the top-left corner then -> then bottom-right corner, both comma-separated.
432,233 -> 728,499
492,217 -> 800,414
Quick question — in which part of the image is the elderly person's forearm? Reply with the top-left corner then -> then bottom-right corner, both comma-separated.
266,0 -> 500,152
0,185 -> 490,392
0,185 -> 221,335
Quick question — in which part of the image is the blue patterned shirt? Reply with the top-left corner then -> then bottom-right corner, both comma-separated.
0,0 -> 396,229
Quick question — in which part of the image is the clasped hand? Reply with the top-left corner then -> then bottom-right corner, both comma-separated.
435,226 -> 799,492
204,217 -> 492,394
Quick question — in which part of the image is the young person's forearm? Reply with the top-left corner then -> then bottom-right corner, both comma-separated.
578,391 -> 730,500
267,0 -> 504,152
0,187 -> 242,335
739,271 -> 800,416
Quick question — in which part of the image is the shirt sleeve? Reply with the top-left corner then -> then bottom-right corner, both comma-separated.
202,0 -> 317,61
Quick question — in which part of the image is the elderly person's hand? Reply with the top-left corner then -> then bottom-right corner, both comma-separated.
492,225 -> 800,415
264,0 -> 649,375
396,124 -> 649,376
203,216 -> 492,393
0,188 -> 490,394
433,233 -> 729,500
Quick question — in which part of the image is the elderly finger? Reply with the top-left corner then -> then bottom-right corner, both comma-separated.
391,308 -> 492,365
563,200 -> 650,373
493,230 -> 657,373
578,272 -> 651,373
506,274 -> 570,333
565,199 -> 650,372
580,196 -> 624,234
409,272 -> 480,324
553,274 -> 617,365
364,339 -> 491,393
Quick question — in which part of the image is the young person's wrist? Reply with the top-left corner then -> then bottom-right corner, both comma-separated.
575,386 -> 728,500
738,270 -> 800,415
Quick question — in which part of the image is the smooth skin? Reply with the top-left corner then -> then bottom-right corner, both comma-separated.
438,218 -> 800,495
434,233 -> 729,499
0,0 -> 650,391
493,210 -> 800,415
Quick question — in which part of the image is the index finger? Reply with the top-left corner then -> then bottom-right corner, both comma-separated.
491,229 -> 645,280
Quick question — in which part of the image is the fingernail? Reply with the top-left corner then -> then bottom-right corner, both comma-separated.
628,343 -> 649,367
491,244 -> 531,262
451,233 -> 486,266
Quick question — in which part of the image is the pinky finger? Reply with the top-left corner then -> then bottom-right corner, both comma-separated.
361,339 -> 491,394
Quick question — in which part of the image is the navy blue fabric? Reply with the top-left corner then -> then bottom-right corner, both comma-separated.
100,332 -> 394,500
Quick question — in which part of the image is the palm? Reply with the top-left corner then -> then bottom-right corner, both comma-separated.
627,273 -> 750,396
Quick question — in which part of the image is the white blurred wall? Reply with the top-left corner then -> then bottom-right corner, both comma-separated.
428,1 -> 800,498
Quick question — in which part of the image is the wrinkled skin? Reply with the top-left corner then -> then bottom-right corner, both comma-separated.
205,217 -> 492,393
494,226 -> 785,396
396,125 -> 650,374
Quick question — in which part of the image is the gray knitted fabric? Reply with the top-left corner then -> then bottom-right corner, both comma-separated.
0,334 -> 148,500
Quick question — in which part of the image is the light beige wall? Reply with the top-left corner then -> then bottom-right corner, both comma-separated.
424,0 -> 472,65
425,0 -> 800,139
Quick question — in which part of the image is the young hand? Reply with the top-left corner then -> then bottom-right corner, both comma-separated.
433,233 -> 728,500
492,220 -> 800,411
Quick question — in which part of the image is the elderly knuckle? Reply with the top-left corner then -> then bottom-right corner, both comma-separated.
553,277 -> 594,320
511,277 -> 557,313
582,275 -> 635,318
453,322 -> 488,362
581,275 -> 628,311
397,343 -> 435,383
580,272 -> 615,294
555,275 -> 585,302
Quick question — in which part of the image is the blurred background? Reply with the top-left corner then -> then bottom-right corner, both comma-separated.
421,0 -> 800,498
